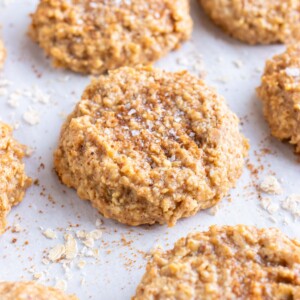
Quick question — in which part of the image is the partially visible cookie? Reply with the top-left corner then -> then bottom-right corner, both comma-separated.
54,66 -> 248,226
0,122 -> 32,234
29,0 -> 193,74
199,0 -> 300,45
257,44 -> 300,153
133,225 -> 300,300
0,39 -> 5,68
0,282 -> 78,300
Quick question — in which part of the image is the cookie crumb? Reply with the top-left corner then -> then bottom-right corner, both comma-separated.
260,175 -> 282,195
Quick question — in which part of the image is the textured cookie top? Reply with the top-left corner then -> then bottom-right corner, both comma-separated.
29,0 -> 192,74
0,282 -> 78,300
133,225 -> 300,300
0,122 -> 32,234
257,44 -> 300,153
200,0 -> 300,45
54,66 -> 248,226
0,39 -> 5,68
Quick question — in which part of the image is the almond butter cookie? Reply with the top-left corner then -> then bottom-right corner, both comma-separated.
257,44 -> 300,153
0,282 -> 78,300
54,66 -> 248,226
133,225 -> 300,300
0,39 -> 5,68
0,122 -> 32,235
199,0 -> 300,45
29,0 -> 192,75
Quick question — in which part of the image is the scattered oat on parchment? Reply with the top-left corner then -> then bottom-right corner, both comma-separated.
259,175 -> 283,195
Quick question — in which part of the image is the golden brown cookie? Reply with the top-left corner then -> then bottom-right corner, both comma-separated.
257,44 -> 300,153
199,0 -> 300,45
0,282 -> 78,300
0,122 -> 32,234
133,225 -> 300,300
0,39 -> 6,68
54,66 -> 248,226
29,0 -> 192,74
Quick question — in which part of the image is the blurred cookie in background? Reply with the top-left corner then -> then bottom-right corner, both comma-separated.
0,122 -> 32,235
133,225 -> 300,299
199,0 -> 300,45
257,44 -> 300,154
29,0 -> 193,74
0,281 -> 78,300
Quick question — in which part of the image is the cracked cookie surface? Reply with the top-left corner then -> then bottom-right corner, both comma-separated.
54,66 -> 248,226
199,0 -> 300,45
29,0 -> 192,74
133,225 -> 300,300
0,122 -> 32,235
0,282 -> 78,300
257,44 -> 300,153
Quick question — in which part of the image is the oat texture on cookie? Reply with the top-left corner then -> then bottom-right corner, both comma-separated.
257,44 -> 300,154
0,282 -> 78,300
0,39 -> 6,68
54,66 -> 248,226
0,122 -> 32,235
199,0 -> 300,45
29,0 -> 193,74
133,225 -> 300,300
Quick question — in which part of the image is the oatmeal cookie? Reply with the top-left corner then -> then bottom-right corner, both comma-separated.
0,122 -> 32,234
54,66 -> 248,226
257,44 -> 300,153
29,0 -> 192,74
0,39 -> 5,68
133,225 -> 300,300
199,0 -> 300,45
0,282 -> 78,300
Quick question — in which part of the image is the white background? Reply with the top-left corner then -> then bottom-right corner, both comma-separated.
0,0 -> 299,299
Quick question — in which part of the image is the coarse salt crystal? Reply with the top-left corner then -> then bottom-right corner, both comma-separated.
131,130 -> 140,137
285,67 -> 300,77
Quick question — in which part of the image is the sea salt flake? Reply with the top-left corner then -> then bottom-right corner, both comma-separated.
128,109 -> 136,115
131,130 -> 140,137
285,67 -> 300,77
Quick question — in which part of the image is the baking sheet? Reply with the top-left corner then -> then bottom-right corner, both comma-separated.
0,0 -> 299,299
